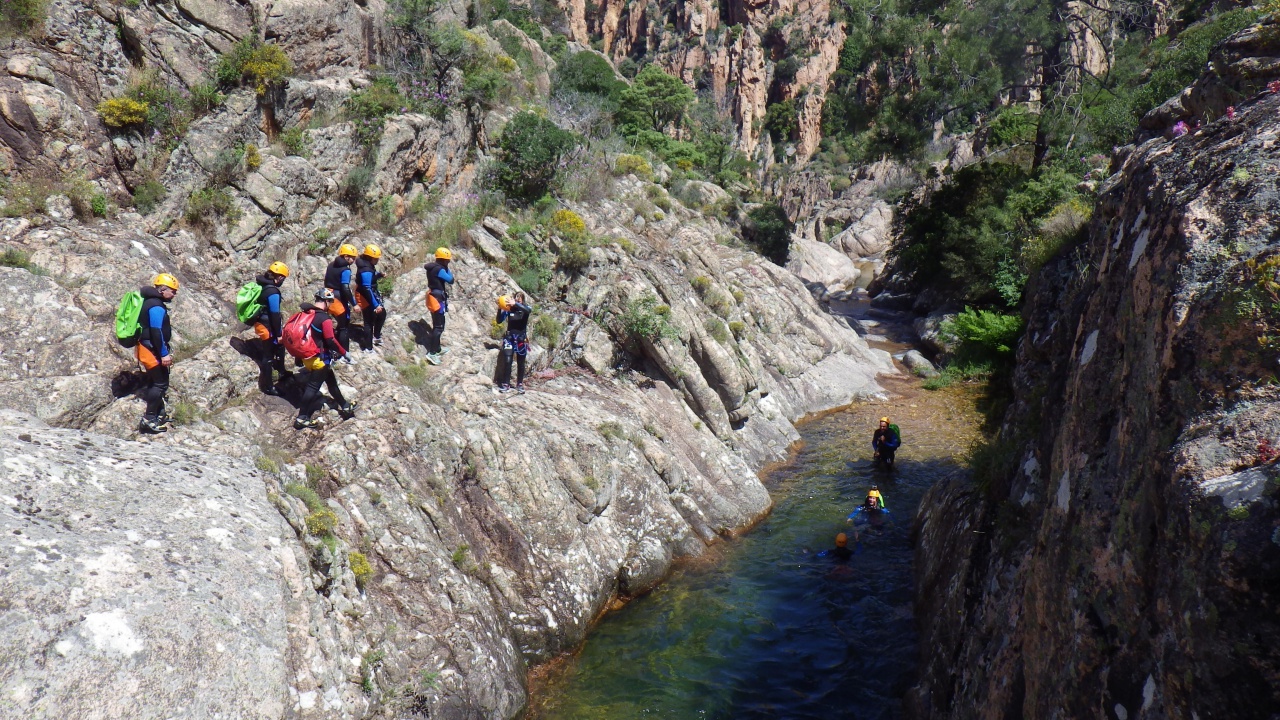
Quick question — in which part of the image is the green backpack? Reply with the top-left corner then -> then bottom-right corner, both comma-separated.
235,282 -> 264,324
115,291 -> 143,347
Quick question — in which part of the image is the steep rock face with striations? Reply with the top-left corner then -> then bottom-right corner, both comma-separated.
554,0 -> 844,163
909,34 -> 1280,719
0,4 -> 893,716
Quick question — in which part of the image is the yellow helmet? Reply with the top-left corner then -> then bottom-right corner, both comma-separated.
153,273 -> 179,291
362,243 -> 382,259
880,417 -> 890,424
498,295 -> 512,311
434,247 -> 453,261
268,261 -> 290,278
338,244 -> 359,258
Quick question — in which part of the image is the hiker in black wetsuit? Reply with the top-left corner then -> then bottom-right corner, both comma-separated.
817,532 -> 853,561
252,262 -> 289,395
294,289 -> 356,429
355,244 -> 385,352
495,292 -> 531,393
872,417 -> 900,468
136,273 -> 178,434
323,244 -> 359,355
424,247 -> 454,365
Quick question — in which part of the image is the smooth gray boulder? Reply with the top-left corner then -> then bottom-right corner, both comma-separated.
0,410 -> 292,719
901,349 -> 940,378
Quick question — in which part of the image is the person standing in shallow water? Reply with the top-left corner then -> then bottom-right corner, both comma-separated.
872,417 -> 900,467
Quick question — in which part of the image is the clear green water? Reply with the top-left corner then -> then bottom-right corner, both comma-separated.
529,389 -> 982,720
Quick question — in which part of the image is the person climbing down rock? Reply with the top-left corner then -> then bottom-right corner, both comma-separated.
817,532 -> 853,561
355,244 -> 386,352
495,292 -> 531,393
283,289 -> 356,430
872,417 -> 900,467
324,244 -> 360,356
135,273 -> 179,434
423,247 -> 454,365
239,262 -> 291,396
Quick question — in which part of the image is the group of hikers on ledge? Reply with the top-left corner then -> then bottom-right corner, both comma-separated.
114,244 -> 534,434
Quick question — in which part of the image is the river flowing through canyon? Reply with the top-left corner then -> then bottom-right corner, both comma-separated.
526,380 -> 985,719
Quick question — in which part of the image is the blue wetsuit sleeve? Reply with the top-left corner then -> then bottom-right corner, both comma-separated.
438,268 -> 454,283
267,292 -> 282,339
338,268 -> 355,306
496,309 -> 509,323
148,306 -> 169,356
360,270 -> 382,308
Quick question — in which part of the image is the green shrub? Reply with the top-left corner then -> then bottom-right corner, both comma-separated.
689,275 -> 711,295
0,248 -> 33,269
0,0 -> 47,37
185,187 -> 240,227
305,463 -> 326,485
97,97 -> 149,128
743,203 -> 792,265
339,166 -> 374,205
705,317 -> 730,343
133,181 -> 167,214
557,237 -> 591,273
215,38 -> 293,94
305,508 -> 339,536
189,82 -> 225,116
281,127 -> 310,157
360,649 -> 385,694
597,421 -> 625,441
549,208 -> 587,239
451,544 -> 470,566
346,77 -> 407,148
533,314 -> 562,349
1,179 -> 54,217
398,361 -> 428,388
556,51 -> 625,98
705,291 -> 732,318
244,143 -> 262,171
349,551 -> 374,588
942,307 -> 1024,364
285,482 -> 325,511
90,193 -> 108,218
170,400 -> 199,426
614,154 -> 653,180
621,294 -> 677,343
255,455 -> 281,474
501,233 -> 550,294
616,64 -> 694,135
496,112 -> 579,202
729,320 -> 746,340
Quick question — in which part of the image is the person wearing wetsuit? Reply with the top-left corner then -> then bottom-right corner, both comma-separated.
354,244 -> 385,351
818,532 -> 853,561
252,262 -> 289,395
424,247 -> 454,364
295,288 -> 357,429
495,292 -> 531,393
872,417 -> 900,467
323,244 -> 359,354
137,273 -> 178,434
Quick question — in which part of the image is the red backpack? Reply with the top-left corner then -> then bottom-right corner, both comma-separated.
281,310 -> 321,359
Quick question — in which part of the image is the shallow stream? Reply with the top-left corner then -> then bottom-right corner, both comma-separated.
527,380 -> 983,719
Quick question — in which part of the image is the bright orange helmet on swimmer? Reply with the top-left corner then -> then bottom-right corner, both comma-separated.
835,533 -> 848,547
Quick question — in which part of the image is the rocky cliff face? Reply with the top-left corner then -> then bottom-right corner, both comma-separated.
910,33 -> 1280,719
0,2 -> 893,716
554,0 -> 844,164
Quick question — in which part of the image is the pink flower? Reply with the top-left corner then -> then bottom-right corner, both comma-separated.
1172,121 -> 1189,137
1270,80 -> 1280,93
1227,106 -> 1236,120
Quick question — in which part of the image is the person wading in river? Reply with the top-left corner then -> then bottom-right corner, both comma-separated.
872,417 -> 900,468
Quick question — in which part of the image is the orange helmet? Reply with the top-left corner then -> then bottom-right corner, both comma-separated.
497,295 -> 512,311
